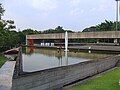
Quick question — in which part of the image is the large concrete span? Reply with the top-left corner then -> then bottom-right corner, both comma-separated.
26,31 -> 120,39
26,31 -> 120,46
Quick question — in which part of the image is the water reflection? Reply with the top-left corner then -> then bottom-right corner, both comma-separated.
88,50 -> 91,53
65,51 -> 68,65
56,50 -> 62,66
22,47 -> 115,72
24,47 -> 114,60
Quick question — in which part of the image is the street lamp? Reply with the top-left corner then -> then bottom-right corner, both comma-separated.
115,0 -> 120,31
114,0 -> 120,44
0,4 -> 5,20
0,4 -> 2,20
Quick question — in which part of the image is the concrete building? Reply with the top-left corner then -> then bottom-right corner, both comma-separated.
26,31 -> 120,46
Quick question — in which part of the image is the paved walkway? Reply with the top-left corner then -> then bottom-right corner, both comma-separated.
0,61 -> 16,90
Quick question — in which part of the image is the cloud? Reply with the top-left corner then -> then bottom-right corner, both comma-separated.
97,0 -> 115,12
69,0 -> 81,7
89,8 -> 96,12
2,0 -> 116,31
70,8 -> 84,16
31,0 -> 58,13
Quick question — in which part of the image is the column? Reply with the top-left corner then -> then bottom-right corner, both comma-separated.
97,39 -> 99,44
114,39 -> 118,44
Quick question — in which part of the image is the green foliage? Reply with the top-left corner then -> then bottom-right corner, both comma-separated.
18,29 -> 41,44
82,20 -> 119,32
71,68 -> 120,90
0,55 -> 6,68
0,20 -> 18,50
42,26 -> 73,34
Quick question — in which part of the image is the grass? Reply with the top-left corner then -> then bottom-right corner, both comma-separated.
70,68 -> 120,90
0,55 -> 6,68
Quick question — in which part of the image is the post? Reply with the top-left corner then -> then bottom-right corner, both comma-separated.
115,0 -> 120,44
0,5 -> 2,20
116,0 -> 119,31
26,35 -> 27,45
18,46 -> 23,75
64,31 -> 68,51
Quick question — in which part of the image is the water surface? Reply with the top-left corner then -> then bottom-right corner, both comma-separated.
22,47 -> 117,72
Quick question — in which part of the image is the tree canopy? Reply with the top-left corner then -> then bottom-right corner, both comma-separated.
42,26 -> 73,34
82,20 -> 118,32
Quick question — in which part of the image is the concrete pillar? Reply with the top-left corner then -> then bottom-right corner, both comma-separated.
97,39 -> 99,44
43,40 -> 45,46
114,39 -> 118,44
28,39 -> 34,46
26,35 -> 27,45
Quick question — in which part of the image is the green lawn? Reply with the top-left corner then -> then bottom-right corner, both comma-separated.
0,55 -> 6,68
70,68 -> 120,90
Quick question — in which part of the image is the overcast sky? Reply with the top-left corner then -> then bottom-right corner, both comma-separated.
1,0 -> 116,31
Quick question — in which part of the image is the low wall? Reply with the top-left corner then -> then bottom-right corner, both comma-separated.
69,46 -> 120,52
0,47 -> 20,90
12,55 -> 120,90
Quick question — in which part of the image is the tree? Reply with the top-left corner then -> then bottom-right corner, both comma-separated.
18,29 -> 41,44
82,20 -> 119,32
0,4 -> 19,51
42,26 -> 73,34
55,26 -> 64,33
83,26 -> 96,32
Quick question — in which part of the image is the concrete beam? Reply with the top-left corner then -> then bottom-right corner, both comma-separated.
26,31 -> 120,40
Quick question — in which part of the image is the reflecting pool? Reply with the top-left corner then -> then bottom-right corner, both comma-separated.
22,47 -> 117,72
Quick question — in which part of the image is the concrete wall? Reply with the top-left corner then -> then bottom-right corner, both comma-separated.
27,31 -> 120,40
12,55 -> 120,90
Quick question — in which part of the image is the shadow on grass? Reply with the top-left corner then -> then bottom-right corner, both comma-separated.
70,68 -> 120,90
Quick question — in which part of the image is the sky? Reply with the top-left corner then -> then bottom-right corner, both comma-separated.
1,0 -> 116,31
